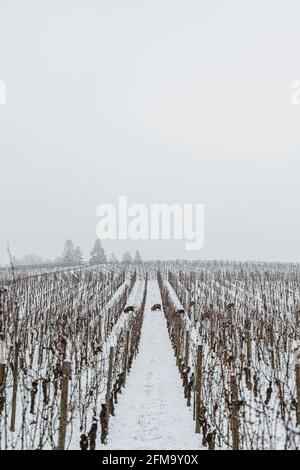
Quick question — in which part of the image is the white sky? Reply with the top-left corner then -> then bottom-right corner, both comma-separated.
0,0 -> 299,263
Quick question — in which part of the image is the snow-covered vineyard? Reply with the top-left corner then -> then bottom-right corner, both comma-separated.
0,261 -> 299,450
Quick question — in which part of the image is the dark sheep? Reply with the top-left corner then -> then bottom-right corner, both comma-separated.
151,304 -> 161,311
124,306 -> 135,313
176,308 -> 185,315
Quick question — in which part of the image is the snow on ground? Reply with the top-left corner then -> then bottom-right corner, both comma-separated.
100,280 -> 202,450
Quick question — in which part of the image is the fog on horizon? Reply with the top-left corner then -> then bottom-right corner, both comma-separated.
0,1 -> 299,264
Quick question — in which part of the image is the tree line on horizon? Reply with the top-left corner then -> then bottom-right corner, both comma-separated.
4,240 -> 142,267
60,239 -> 142,266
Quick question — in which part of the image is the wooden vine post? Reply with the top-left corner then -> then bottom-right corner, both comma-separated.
0,362 -> 5,390
106,346 -> 115,425
58,360 -> 71,450
0,336 -> 6,413
123,330 -> 131,387
10,302 -> 20,433
230,374 -> 240,450
184,330 -> 190,369
10,341 -> 19,432
195,344 -> 203,433
176,322 -> 181,367
295,344 -> 300,425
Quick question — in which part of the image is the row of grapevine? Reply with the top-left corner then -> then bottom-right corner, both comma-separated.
0,266 -> 147,449
158,262 -> 300,450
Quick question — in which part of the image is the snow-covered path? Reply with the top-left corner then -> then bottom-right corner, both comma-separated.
102,280 -> 201,450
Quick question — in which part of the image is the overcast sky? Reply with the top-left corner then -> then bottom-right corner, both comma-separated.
0,0 -> 299,263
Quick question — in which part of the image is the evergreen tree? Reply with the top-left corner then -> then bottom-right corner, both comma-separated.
134,250 -> 142,264
89,240 -> 107,265
62,239 -> 75,265
122,252 -> 133,264
74,246 -> 84,265
109,253 -> 118,264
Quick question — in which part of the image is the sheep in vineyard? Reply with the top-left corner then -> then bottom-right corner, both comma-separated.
176,308 -> 185,315
151,304 -> 161,311
124,306 -> 135,313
